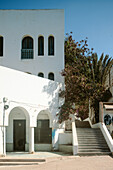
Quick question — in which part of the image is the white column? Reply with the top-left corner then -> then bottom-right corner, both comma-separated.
29,127 -> 34,153
0,126 -> 6,156
0,127 -> 3,155
3,126 -> 6,156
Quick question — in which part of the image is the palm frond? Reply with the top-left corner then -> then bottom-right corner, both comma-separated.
91,53 -> 113,85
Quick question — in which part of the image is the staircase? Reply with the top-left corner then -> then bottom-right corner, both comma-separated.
76,121 -> 111,156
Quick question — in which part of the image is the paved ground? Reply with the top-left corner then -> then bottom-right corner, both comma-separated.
6,151 -> 71,158
0,152 -> 113,170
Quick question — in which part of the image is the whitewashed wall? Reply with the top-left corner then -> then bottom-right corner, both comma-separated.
0,66 -> 63,126
0,66 -> 65,154
0,9 -> 64,83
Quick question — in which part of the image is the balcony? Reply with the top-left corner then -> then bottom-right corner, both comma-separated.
21,49 -> 33,59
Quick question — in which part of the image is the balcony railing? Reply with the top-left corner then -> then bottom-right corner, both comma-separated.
21,49 -> 33,59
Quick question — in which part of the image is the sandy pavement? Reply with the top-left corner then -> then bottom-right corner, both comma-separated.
0,155 -> 113,170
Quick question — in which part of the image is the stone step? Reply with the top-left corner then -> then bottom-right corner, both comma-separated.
0,162 -> 39,166
76,127 -> 110,156
0,159 -> 45,162
0,158 -> 46,166
78,143 -> 108,145
78,145 -> 109,149
77,135 -> 104,138
78,152 -> 111,156
78,139 -> 107,142
77,137 -> 104,139
77,132 -> 103,136
77,131 -> 102,133
78,149 -> 110,152
78,137 -> 107,140
77,129 -> 100,132
77,132 -> 102,134
78,142 -> 108,145
77,127 -> 99,130
75,121 -> 91,128
78,139 -> 106,142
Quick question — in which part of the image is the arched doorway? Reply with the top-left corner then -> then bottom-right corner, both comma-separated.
6,107 -> 30,152
34,110 -> 52,151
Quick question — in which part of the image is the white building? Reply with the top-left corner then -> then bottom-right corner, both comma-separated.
0,9 -> 64,83
0,9 -> 65,155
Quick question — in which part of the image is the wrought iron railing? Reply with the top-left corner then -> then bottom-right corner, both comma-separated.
21,49 -> 33,59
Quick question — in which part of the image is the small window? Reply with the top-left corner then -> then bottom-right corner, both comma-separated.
21,36 -> 33,59
38,72 -> 44,78
0,36 -> 3,56
48,36 -> 54,55
48,72 -> 54,80
38,36 -> 44,56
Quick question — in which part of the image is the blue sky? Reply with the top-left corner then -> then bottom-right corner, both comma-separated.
1,0 -> 113,58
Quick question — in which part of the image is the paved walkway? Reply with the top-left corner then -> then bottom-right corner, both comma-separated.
3,151 -> 71,158
0,155 -> 113,170
0,152 -> 113,169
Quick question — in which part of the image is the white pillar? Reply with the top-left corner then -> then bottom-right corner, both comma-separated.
29,127 -> 34,153
3,126 -> 6,156
0,127 -> 3,155
0,126 -> 6,156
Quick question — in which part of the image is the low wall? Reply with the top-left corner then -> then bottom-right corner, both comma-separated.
34,144 -> 52,151
58,132 -> 72,145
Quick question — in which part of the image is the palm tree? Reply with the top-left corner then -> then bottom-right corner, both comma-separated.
90,53 -> 113,85
89,53 -> 113,122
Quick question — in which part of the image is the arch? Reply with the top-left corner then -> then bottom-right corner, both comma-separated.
9,106 -> 30,117
34,110 -> 52,146
0,36 -> 3,56
48,72 -> 54,81
36,110 -> 52,127
21,36 -> 34,59
48,36 -> 54,55
6,106 -> 30,152
38,72 -> 44,78
22,36 -> 33,49
38,36 -> 44,56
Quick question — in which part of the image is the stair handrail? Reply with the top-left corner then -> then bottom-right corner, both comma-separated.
87,117 -> 113,153
70,114 -> 78,155
99,122 -> 113,153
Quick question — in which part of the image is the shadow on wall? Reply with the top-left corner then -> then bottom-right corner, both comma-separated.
42,80 -> 61,118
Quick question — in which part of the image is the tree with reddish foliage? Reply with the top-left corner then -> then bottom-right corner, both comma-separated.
58,33 -> 113,123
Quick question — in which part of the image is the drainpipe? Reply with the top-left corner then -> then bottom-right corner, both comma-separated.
2,97 -> 9,156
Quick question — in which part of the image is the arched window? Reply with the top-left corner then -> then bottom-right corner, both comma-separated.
48,72 -> 54,80
38,72 -> 44,78
21,36 -> 33,59
48,36 -> 54,55
38,36 -> 44,56
0,36 -> 3,56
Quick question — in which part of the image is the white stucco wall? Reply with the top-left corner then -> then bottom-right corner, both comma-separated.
0,66 -> 63,127
0,66 -> 65,153
0,9 -> 64,83
59,133 -> 72,145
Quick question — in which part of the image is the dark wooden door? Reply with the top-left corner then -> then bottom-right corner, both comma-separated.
34,120 -> 52,144
13,120 -> 26,151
